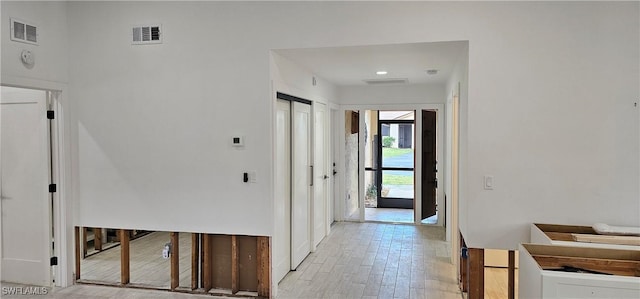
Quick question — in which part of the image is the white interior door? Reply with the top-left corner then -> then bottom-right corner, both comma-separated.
1,86 -> 52,286
313,102 -> 327,248
274,100 -> 291,282
291,101 -> 311,269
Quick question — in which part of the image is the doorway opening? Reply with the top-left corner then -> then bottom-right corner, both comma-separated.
364,110 -> 415,223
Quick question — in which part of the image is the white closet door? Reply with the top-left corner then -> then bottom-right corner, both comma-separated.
274,100 -> 291,282
313,102 -> 327,247
291,101 -> 311,269
1,86 -> 51,286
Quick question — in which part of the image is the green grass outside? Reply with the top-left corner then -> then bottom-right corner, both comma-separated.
382,147 -> 413,158
382,174 -> 413,185
381,148 -> 414,185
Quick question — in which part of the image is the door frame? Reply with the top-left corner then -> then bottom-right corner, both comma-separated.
376,116 -> 416,209
330,106 -> 344,223
1,78 -> 70,288
340,104 -> 444,226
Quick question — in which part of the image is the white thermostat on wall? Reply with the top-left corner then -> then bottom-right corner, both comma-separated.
232,136 -> 244,147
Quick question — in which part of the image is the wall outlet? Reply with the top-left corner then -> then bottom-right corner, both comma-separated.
162,243 -> 171,259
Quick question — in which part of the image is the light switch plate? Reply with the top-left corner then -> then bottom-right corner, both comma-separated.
484,175 -> 494,190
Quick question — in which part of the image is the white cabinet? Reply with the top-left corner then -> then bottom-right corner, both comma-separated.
519,243 -> 640,299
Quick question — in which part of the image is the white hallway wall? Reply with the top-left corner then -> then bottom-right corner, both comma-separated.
338,84 -> 446,106
59,2 -> 639,248
446,47 -> 470,245
1,1 -> 68,84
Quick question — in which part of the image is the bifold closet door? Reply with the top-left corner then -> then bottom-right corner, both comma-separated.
274,100 -> 291,282
291,101 -> 311,270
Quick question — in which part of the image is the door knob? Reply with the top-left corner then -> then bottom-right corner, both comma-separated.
323,175 -> 330,179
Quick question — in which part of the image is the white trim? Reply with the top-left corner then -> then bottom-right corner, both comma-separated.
358,109 -> 365,222
51,92 -> 69,287
334,110 -> 346,222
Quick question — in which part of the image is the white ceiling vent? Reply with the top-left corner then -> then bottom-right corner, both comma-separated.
10,18 -> 38,45
363,78 -> 408,85
132,24 -> 162,45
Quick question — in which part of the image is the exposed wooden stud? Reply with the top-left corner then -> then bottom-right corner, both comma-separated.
508,250 -> 515,299
203,234 -> 212,292
93,228 -> 102,251
192,233 -> 200,290
82,227 -> 88,258
256,236 -> 271,298
468,248 -> 484,299
170,232 -> 179,290
200,234 -> 204,289
74,226 -> 81,280
231,235 -> 239,294
120,229 -> 130,285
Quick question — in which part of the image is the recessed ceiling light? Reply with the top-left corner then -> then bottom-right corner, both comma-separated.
376,71 -> 388,75
426,69 -> 438,75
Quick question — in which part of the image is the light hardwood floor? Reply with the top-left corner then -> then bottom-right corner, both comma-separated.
277,222 -> 461,299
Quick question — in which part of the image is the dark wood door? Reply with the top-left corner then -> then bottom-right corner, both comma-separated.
421,110 -> 437,220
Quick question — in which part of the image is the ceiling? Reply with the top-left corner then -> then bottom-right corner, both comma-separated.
274,41 -> 467,87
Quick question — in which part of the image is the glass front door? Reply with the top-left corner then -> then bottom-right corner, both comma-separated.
377,111 -> 415,209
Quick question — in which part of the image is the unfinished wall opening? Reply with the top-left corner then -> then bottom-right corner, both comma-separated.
74,227 -> 270,297
129,231 -> 173,287
77,228 -> 122,284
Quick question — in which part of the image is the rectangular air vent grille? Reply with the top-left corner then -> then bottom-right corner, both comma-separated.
363,78 -> 408,85
10,18 -> 37,45
132,24 -> 162,45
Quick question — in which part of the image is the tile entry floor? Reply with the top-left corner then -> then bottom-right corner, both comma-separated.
365,208 -> 414,223
277,222 -> 461,299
